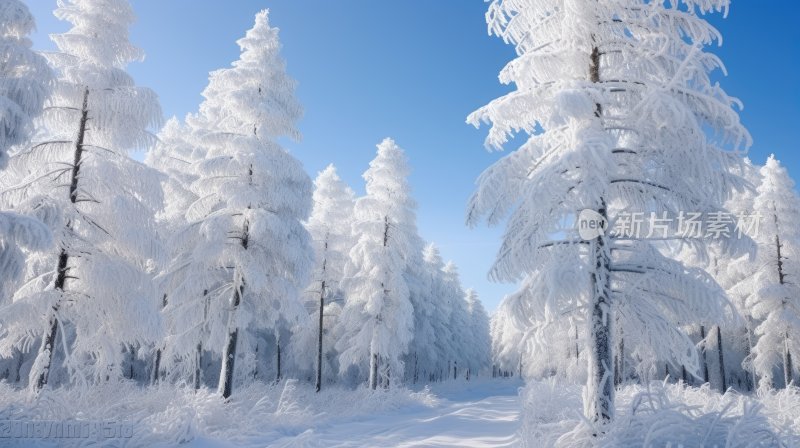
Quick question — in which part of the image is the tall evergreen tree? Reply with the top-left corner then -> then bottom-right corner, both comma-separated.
0,0 -> 53,303
306,164 -> 355,391
162,10 -> 312,399
0,0 -> 164,390
747,156 -> 800,389
337,138 -> 417,390
469,0 -> 750,422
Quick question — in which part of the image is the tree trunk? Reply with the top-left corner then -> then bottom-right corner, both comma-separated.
276,340 -> 282,383
219,275 -> 244,399
32,87 -> 90,393
151,349 -> 161,385
196,289 -> 208,390
784,333 -> 794,387
744,322 -> 756,391
716,325 -> 726,392
700,325 -> 710,383
369,352 -> 378,390
218,218 -> 248,399
194,342 -> 202,390
587,196 -> 614,424
316,282 -> 325,393
413,352 -> 418,384
454,361 -> 458,380
585,40 -> 614,424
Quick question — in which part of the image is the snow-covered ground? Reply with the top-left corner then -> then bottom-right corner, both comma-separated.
267,379 -> 522,448
4,377 -> 800,446
0,378 -> 523,447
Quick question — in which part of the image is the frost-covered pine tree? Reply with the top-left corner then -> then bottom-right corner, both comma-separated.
746,156 -> 800,389
0,0 -> 53,302
144,116 -> 207,385
443,261 -> 470,379
145,117 -> 205,231
406,243 -> 452,383
469,0 -> 750,422
306,164 -> 355,391
160,10 -> 312,398
0,0 -> 163,390
337,138 -> 417,390
464,288 -> 491,378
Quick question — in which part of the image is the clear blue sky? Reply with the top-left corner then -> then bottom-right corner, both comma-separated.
25,1 -> 800,312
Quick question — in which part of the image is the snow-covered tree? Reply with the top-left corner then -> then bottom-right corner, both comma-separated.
337,138 -> 417,390
305,164 -> 355,391
405,243 -> 451,383
0,0 -> 53,303
0,0 -> 164,390
745,156 -> 800,389
0,0 -> 52,167
443,261 -> 470,379
160,10 -> 312,398
145,117 -> 205,231
464,288 -> 491,378
469,0 -> 750,422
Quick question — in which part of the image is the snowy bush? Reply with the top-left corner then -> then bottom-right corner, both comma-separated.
518,380 -> 796,447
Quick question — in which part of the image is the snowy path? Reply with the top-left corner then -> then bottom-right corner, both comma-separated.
266,379 -> 522,448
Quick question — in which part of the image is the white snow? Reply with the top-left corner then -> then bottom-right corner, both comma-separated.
0,378 -> 523,447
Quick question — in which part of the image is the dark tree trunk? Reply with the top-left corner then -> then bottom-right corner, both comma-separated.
716,325 -> 726,392
32,87 -> 90,393
585,40 -> 615,424
276,341 -> 282,383
700,325 -> 710,383
369,352 -> 378,390
220,327 -> 238,399
315,293 -> 324,392
316,280 -> 325,393
219,219 -> 248,399
785,333 -> 794,387
195,289 -> 208,390
194,342 -> 202,390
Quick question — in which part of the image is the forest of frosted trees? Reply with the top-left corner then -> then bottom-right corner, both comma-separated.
1,0 -> 800,445
0,0 -> 491,399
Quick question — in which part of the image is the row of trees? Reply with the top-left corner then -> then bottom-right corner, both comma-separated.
0,0 -> 490,397
467,0 -> 792,426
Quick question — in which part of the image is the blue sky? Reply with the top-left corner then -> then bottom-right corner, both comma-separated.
25,1 -> 800,312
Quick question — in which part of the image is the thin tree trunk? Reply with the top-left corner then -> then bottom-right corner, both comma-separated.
700,325 -> 709,383
151,294 -> 168,385
784,333 -> 793,387
194,342 -> 202,390
585,40 -> 615,424
744,322 -> 756,391
413,352 -> 418,384
151,349 -> 161,384
218,218 -> 249,399
369,352 -> 378,390
276,340 -> 282,383
195,289 -> 208,390
32,87 -> 90,393
716,325 -> 726,392
316,290 -> 324,392
454,361 -> 457,380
